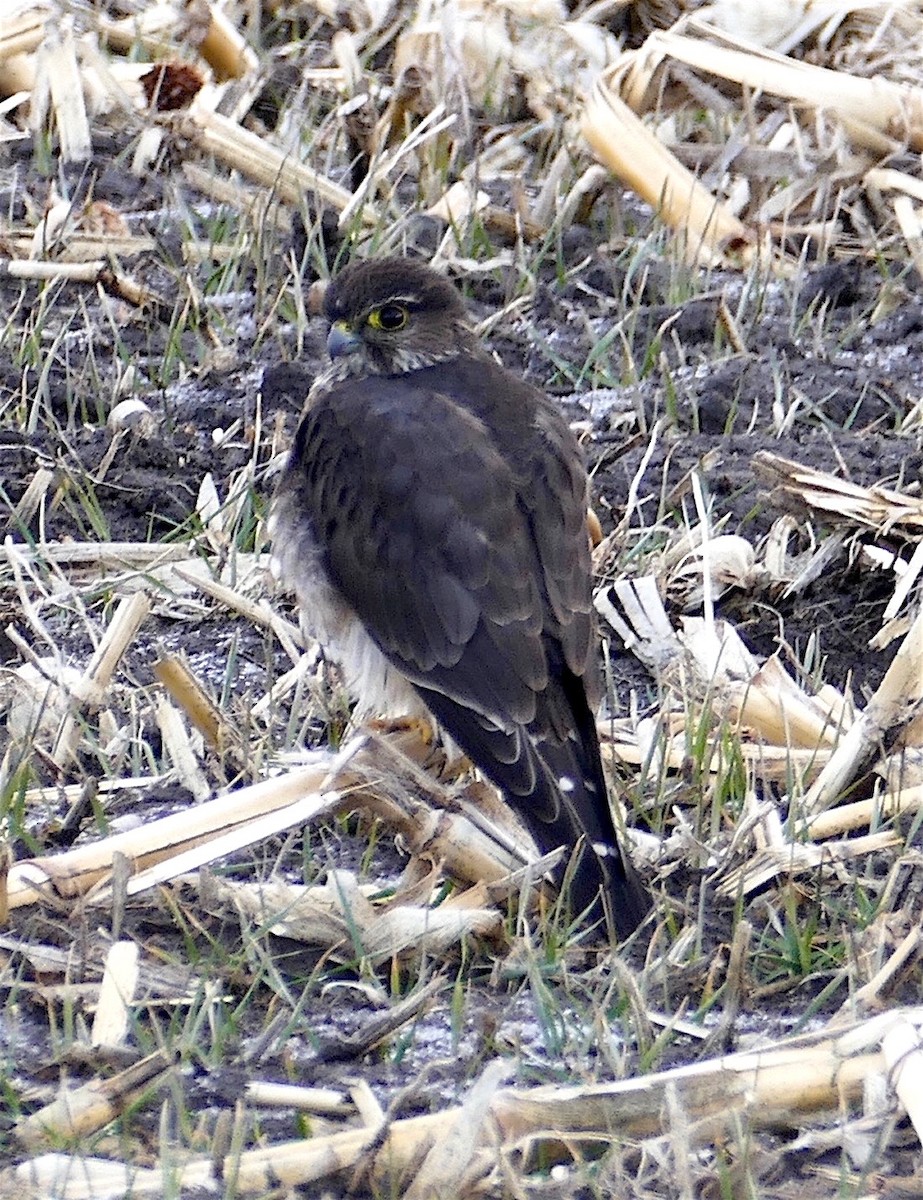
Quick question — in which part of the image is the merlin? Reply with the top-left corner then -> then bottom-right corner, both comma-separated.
270,257 -> 650,939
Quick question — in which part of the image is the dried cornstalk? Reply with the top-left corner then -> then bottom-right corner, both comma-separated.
198,1 -> 258,80
0,258 -> 107,281
716,829 -> 899,897
0,257 -> 162,306
597,578 -> 847,754
38,19 -> 91,163
0,539 -> 192,571
845,928 -> 923,1016
180,104 -> 370,221
493,1009 -> 892,1143
44,591 -> 151,768
753,450 -> 923,536
96,0 -> 193,58
582,66 -> 752,267
243,1082 -> 352,1115
172,563 -> 303,664
8,467 -> 54,526
13,1008 -> 916,1195
799,605 -> 923,817
14,1050 -> 174,1151
688,629 -> 846,751
13,1109 -> 459,1196
626,29 -> 923,152
153,652 -> 236,754
404,1060 -> 508,1200
89,942 -> 140,1049
4,760 -> 343,910
892,193 -> 923,281
4,731 -> 535,914
882,1015 -> 923,1146
219,871 -> 504,964
0,1 -> 49,62
602,729 -> 834,783
866,166 -> 923,206
154,694 -> 212,801
2,234 -> 156,260
806,782 -> 923,840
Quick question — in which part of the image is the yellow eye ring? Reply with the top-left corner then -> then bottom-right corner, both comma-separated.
368,304 -> 409,331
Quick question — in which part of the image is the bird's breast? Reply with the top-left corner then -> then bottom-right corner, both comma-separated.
268,460 -> 423,720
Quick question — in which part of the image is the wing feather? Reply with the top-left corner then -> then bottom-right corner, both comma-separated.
287,370 -> 547,720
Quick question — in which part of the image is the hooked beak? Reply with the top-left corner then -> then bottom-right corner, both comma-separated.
327,320 -> 362,359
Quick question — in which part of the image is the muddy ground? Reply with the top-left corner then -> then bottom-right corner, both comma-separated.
1,141 -> 923,1195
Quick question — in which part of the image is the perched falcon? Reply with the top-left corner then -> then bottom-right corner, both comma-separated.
270,257 -> 650,939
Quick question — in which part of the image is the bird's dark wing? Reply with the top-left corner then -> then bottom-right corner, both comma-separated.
283,360 -> 649,934
289,368 -> 552,729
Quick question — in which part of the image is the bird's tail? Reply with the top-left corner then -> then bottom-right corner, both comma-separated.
526,734 -> 651,940
417,685 -> 651,940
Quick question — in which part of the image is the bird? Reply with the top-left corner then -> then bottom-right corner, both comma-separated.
269,256 -> 650,939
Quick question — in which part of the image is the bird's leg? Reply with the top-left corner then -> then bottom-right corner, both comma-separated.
365,714 -> 448,776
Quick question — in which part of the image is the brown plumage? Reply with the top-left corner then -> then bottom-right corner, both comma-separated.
270,257 -> 650,939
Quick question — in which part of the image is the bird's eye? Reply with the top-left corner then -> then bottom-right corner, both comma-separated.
368,304 -> 409,332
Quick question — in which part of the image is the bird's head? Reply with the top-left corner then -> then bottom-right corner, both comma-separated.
321,258 -> 476,376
